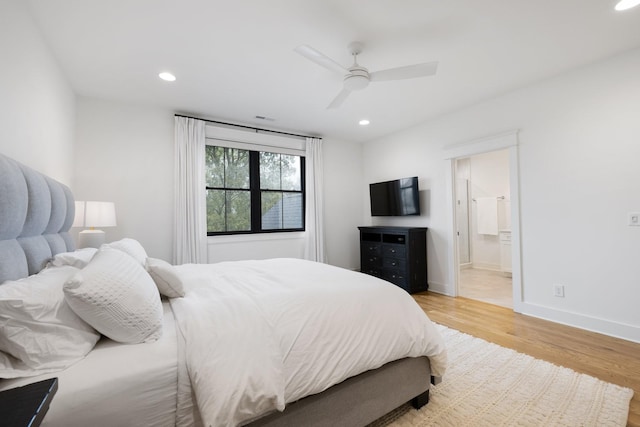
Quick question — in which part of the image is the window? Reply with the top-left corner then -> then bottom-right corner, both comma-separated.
205,145 -> 305,235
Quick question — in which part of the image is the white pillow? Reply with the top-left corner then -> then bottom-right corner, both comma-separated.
100,238 -> 148,266
146,258 -> 185,298
47,247 -> 98,269
0,266 -> 100,378
64,248 -> 163,344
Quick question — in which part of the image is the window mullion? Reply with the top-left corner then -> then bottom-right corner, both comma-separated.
249,151 -> 261,232
223,149 -> 228,232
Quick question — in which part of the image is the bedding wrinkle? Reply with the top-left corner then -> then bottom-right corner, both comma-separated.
170,258 -> 447,426
171,278 -> 286,427
278,278 -> 441,401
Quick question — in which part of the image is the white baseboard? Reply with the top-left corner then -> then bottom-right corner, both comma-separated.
427,281 -> 454,296
470,262 -> 501,271
422,283 -> 640,344
518,302 -> 640,344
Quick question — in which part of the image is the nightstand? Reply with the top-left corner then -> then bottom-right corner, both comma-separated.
0,378 -> 58,427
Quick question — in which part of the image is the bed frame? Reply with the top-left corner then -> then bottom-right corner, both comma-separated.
249,357 -> 432,426
0,153 -> 434,426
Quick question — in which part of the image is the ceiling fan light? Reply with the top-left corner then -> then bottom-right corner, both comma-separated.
359,119 -> 370,126
615,0 -> 640,10
344,74 -> 369,91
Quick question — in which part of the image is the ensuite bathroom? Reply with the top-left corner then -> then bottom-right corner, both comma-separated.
455,148 -> 512,308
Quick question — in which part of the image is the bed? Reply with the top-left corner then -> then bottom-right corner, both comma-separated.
0,153 -> 447,426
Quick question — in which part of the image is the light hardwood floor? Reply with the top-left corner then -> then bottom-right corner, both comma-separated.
413,292 -> 640,426
458,267 -> 513,308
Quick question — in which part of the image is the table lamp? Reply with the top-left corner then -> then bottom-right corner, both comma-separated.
74,201 -> 117,248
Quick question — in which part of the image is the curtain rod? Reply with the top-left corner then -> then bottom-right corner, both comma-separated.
174,114 -> 318,140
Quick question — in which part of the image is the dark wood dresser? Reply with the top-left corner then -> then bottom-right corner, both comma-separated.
358,226 -> 428,294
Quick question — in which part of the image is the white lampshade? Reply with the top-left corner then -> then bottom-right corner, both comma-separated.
75,201 -> 117,248
72,201 -> 86,228
84,201 -> 117,228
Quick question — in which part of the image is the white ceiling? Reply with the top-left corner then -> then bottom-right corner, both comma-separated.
27,0 -> 640,143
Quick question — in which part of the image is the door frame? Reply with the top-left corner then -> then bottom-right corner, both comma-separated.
444,130 -> 523,312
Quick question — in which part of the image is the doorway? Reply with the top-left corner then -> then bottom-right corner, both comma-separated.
445,130 -> 522,312
455,151 -> 512,308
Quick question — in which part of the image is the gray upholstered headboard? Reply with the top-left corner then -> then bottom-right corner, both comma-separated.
0,154 -> 75,283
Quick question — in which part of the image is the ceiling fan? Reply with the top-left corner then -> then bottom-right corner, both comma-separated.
295,41 -> 438,109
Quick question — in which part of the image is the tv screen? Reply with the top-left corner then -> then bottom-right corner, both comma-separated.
369,177 -> 420,216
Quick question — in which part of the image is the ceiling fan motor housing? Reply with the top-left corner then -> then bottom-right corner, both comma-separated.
344,67 -> 370,91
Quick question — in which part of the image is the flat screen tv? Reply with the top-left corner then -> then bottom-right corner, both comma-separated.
369,177 -> 420,216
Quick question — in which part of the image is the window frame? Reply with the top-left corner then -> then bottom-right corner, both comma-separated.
205,144 -> 306,236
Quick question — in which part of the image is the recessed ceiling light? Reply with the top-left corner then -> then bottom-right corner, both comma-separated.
159,72 -> 176,82
615,0 -> 640,10
359,119 -> 370,126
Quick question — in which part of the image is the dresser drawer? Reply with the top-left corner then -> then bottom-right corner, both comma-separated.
362,243 -> 381,255
383,257 -> 406,270
362,255 -> 382,267
384,270 -> 407,288
383,244 -> 406,258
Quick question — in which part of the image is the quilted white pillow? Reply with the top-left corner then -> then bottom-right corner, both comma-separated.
101,238 -> 148,266
146,257 -> 185,298
63,248 -> 163,344
0,266 -> 100,378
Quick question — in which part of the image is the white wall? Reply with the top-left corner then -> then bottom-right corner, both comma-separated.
323,138 -> 363,270
0,0 -> 75,184
362,48 -> 640,342
75,97 -> 364,268
207,233 -> 305,263
74,97 -> 174,261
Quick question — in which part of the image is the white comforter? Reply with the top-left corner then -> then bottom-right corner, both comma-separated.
169,258 -> 447,427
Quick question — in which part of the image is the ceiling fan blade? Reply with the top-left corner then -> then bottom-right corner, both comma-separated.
327,88 -> 351,109
370,61 -> 438,82
295,45 -> 348,75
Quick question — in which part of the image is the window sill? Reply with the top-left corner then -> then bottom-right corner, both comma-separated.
207,231 -> 306,244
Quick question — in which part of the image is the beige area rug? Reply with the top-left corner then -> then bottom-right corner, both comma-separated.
373,325 -> 634,427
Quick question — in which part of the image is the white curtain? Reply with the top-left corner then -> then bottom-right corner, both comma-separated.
174,117 -> 207,264
304,137 -> 326,263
